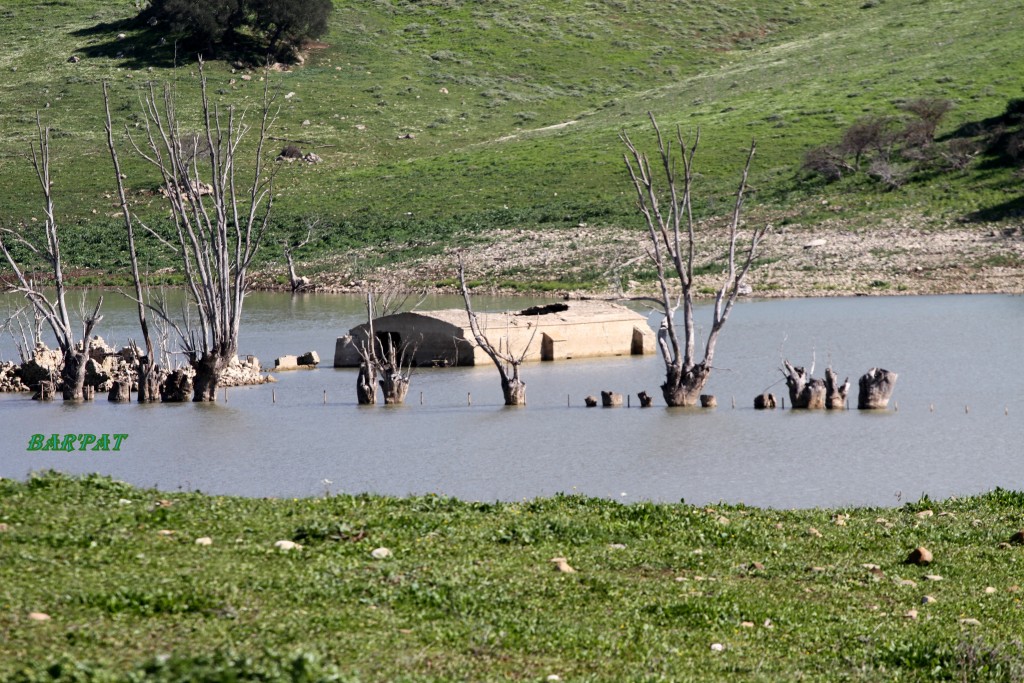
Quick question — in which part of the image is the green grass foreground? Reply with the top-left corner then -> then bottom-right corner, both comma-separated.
3,474 -> 1024,681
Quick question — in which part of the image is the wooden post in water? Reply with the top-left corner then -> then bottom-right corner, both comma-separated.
272,388 -> 276,403
468,392 -> 472,406
323,389 -> 327,405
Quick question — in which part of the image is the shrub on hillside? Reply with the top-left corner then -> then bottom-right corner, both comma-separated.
142,0 -> 332,60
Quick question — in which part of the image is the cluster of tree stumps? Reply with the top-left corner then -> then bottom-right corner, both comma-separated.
577,365 -> 896,411
759,364 -> 898,411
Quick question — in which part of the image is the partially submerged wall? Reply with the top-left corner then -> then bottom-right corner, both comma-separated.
334,302 -> 656,368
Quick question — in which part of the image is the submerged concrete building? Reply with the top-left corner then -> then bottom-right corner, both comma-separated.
333,301 -> 656,368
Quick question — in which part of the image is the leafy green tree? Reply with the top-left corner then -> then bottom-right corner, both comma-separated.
249,0 -> 333,57
146,0 -> 245,52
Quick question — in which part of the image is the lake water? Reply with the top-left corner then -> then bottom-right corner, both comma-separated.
0,292 -> 1021,508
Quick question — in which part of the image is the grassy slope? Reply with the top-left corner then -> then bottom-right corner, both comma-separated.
4,473 -> 1024,681
0,0 -> 1021,278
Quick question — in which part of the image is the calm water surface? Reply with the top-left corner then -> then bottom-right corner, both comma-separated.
1,292 -> 1021,507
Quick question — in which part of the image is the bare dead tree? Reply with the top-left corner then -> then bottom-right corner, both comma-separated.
0,117 -> 103,400
621,113 -> 768,407
103,82 -> 162,402
118,60 -> 276,401
457,254 -> 530,406
354,288 -> 422,405
283,222 -> 316,293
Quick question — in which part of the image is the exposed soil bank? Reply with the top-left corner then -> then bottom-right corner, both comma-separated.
251,211 -> 1024,299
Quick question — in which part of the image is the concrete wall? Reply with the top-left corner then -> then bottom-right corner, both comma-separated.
334,307 -> 656,368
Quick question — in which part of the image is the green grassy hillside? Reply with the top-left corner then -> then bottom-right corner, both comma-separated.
0,0 -> 1021,279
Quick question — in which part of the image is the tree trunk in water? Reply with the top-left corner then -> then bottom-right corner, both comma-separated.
783,361 -> 826,409
357,361 -> 377,405
160,369 -> 192,402
661,364 -> 711,407
754,393 -> 777,409
60,350 -> 89,401
137,360 -> 161,403
380,372 -> 410,405
825,368 -> 850,410
858,368 -> 898,409
33,380 -> 55,401
191,354 -> 220,402
108,380 -> 131,402
501,377 -> 526,406
637,391 -> 654,408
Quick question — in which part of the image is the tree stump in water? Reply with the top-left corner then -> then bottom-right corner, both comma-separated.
825,368 -> 850,410
380,372 -> 409,405
700,394 -> 717,408
160,369 -> 192,402
601,391 -> 623,407
584,395 -> 598,407
754,393 -> 776,410
137,363 -> 161,403
637,391 -> 654,408
356,361 -> 377,405
783,361 -> 826,409
501,378 -> 526,406
33,381 -> 55,401
108,380 -> 131,403
858,368 -> 898,409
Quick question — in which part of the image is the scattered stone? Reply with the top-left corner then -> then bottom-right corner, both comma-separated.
924,574 -> 943,582
116,33 -> 126,40
67,55 -> 80,63
397,132 -> 416,140
28,612 -> 51,622
740,621 -> 755,628
439,87 -> 449,94
297,351 -> 320,367
546,676 -> 561,682
302,120 -> 311,126
274,355 -> 299,370
274,540 -> 302,551
195,537 -> 213,546
904,547 -> 933,565
717,516 -> 730,526
803,238 -> 827,249
921,595 -> 937,604
550,557 -> 575,573
984,586 -> 997,594
241,74 -> 252,81
0,523 -> 8,532
285,92 -> 296,99
904,609 -> 918,619
915,510 -> 934,519
157,529 -> 174,536
809,566 -> 826,573
710,643 -> 724,652
303,152 -> 322,164
875,517 -> 889,525
861,563 -> 881,570
960,618 -> 982,627
938,511 -> 956,519
748,561 -> 765,571
763,618 -> 774,629
808,527 -> 823,538
897,579 -> 917,587
608,543 -> 627,550
371,547 -> 393,560
833,514 -> 848,526
998,542 -> 1013,550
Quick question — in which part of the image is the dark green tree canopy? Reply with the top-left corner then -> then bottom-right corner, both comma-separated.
143,0 -> 332,60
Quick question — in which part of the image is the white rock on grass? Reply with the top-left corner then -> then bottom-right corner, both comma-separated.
195,537 -> 213,546
371,547 -> 392,560
28,612 -> 51,621
274,540 -> 302,551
